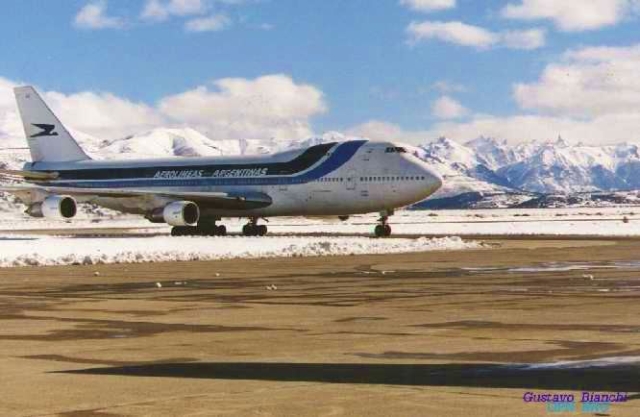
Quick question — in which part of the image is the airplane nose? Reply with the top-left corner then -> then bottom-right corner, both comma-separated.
425,166 -> 443,190
415,161 -> 443,193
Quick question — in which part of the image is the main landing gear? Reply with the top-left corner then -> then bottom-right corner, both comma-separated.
242,218 -> 268,236
374,214 -> 392,237
171,221 -> 227,237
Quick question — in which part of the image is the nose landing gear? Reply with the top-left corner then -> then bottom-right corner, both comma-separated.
242,218 -> 268,236
374,214 -> 392,237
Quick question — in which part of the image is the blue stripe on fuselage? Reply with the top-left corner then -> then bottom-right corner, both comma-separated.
47,140 -> 367,189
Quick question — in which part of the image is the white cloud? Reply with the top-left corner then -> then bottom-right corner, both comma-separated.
407,21 -> 498,49
407,21 -> 545,50
141,0 -> 234,32
0,78 -> 23,141
501,0 -> 640,32
426,43 -> 640,145
431,113 -> 640,145
44,91 -> 165,140
349,44 -> 640,146
431,96 -> 468,119
0,74 -> 325,142
141,0 -> 208,22
157,74 -> 327,141
74,1 -> 124,30
140,0 -> 170,21
185,14 -> 231,32
400,0 -> 456,13
501,28 -> 546,50
347,120 -> 432,143
431,80 -> 467,94
0,77 -> 17,112
349,113 -> 640,146
514,44 -> 640,118
0,77 -> 162,141
167,0 -> 208,16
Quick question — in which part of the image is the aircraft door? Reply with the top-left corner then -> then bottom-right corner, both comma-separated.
278,178 -> 288,191
346,169 -> 357,191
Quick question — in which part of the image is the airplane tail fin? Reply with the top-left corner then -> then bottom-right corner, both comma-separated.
13,86 -> 91,163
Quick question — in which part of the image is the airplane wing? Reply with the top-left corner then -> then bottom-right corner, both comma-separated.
0,185 -> 273,210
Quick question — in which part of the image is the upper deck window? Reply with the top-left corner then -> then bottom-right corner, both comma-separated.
385,147 -> 407,154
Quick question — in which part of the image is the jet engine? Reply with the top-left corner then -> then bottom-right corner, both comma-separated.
27,195 -> 77,219
147,201 -> 200,226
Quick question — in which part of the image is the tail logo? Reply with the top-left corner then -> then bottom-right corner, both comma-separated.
30,124 -> 59,138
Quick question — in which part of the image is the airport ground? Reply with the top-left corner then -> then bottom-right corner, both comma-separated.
0,236 -> 639,416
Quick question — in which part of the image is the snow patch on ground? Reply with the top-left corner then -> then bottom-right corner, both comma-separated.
2,207 -> 640,237
525,356 -> 640,369
0,235 -> 480,267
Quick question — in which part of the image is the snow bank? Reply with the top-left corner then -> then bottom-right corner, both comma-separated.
0,235 -> 480,267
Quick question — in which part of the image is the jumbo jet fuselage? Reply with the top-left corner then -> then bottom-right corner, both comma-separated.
27,140 -> 442,218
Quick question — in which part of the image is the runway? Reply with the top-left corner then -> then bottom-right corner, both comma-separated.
0,237 -> 639,416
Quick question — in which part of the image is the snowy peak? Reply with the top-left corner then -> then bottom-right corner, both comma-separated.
555,135 -> 570,148
91,129 -> 364,160
466,136 -> 522,170
100,127 -> 225,159
420,137 -> 481,170
417,135 -> 640,194
465,136 -> 506,150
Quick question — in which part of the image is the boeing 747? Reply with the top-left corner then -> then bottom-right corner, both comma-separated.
0,86 -> 442,237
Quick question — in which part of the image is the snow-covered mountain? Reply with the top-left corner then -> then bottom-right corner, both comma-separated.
411,137 -> 511,199
0,128 -> 360,170
418,135 -> 640,195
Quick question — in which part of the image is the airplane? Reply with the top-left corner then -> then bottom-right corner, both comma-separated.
0,86 -> 443,237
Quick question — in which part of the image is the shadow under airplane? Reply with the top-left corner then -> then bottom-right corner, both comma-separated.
59,362 -> 640,393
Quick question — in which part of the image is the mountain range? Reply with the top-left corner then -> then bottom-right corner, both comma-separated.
419,136 -> 640,193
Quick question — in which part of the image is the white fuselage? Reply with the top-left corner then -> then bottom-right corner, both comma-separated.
28,140 -> 442,219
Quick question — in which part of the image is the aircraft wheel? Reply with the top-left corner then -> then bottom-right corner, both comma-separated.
384,225 -> 392,237
172,226 -> 194,236
374,225 -> 386,238
257,225 -> 268,236
242,224 -> 254,236
171,226 -> 185,236
216,225 -> 227,236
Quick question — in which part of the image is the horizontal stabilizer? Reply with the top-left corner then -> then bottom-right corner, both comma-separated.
0,169 -> 59,181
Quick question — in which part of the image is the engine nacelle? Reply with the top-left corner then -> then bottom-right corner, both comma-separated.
27,195 -> 77,219
147,201 -> 200,226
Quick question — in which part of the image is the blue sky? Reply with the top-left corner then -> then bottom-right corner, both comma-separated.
2,0 -> 640,145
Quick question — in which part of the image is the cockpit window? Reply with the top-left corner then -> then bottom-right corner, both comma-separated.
385,147 -> 407,153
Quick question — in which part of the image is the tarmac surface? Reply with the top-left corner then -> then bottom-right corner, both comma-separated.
0,237 -> 639,416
